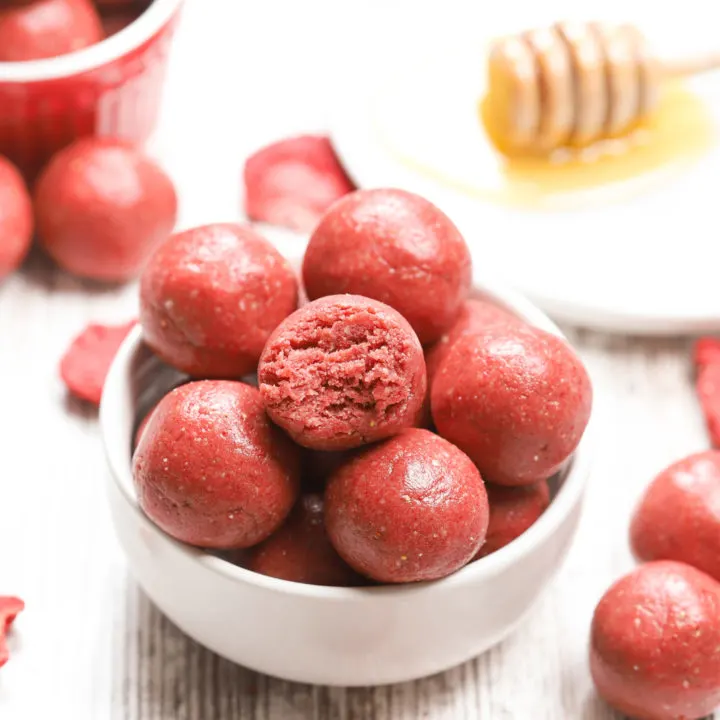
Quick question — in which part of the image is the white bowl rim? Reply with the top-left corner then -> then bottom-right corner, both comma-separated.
0,0 -> 183,83
100,267 -> 595,601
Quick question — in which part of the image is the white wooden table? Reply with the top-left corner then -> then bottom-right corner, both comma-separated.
0,1 -> 717,717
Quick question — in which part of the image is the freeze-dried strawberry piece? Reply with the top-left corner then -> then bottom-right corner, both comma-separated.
695,336 -> 720,369
243,135 -> 355,233
0,596 -> 24,669
697,361 -> 720,447
693,337 -> 720,447
60,320 -> 136,406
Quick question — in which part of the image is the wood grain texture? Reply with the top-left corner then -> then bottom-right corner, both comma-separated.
0,2 -> 718,718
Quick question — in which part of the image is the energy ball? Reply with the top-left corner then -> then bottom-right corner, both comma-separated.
432,324 -> 592,486
0,155 -> 32,279
258,295 -> 427,451
475,480 -> 550,559
35,139 -> 177,282
133,380 -> 301,549
324,428 -> 489,583
140,223 -> 298,378
0,0 -> 103,62
590,561 -> 720,720
425,298 -> 520,385
247,494 -> 362,587
302,188 -> 472,345
630,450 -> 720,583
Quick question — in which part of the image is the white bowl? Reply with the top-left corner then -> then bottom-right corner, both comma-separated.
100,269 -> 594,687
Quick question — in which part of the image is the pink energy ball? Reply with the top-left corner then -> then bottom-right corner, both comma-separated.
475,480 -> 550,559
258,294 -> 427,451
133,380 -> 301,549
302,188 -> 472,345
324,428 -> 489,583
247,494 -> 362,587
0,0 -> 103,62
140,223 -> 298,378
34,138 -> 177,282
590,561 -> 720,720
425,298 -> 520,385
0,155 -> 32,279
631,450 -> 720,583
432,324 -> 592,486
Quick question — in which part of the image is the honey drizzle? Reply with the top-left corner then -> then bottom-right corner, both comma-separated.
387,83 -> 715,209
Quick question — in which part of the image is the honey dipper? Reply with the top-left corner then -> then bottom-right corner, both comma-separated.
482,21 -> 720,156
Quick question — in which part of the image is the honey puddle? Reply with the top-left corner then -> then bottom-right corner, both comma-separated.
386,83 -> 715,208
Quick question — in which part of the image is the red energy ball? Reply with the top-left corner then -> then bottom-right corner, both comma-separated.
431,324 -> 592,486
140,223 -> 298,378
590,561 -> 720,720
324,428 -> 489,583
247,494 -> 363,587
34,138 -> 177,282
258,295 -> 427,451
0,0 -> 103,61
0,155 -> 32,279
425,298 -> 520,385
630,450 -> 720,583
133,380 -> 301,549
476,480 -> 550,559
302,188 -> 472,345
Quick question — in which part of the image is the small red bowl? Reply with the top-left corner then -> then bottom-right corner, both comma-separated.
0,0 -> 183,178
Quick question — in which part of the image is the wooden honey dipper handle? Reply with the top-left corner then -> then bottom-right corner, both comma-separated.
662,51 -> 720,79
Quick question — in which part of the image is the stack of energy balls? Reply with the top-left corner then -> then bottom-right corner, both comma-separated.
133,188 -> 592,586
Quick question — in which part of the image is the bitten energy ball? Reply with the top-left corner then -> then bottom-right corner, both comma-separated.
0,155 -> 32,279
590,561 -> 720,720
324,429 -> 489,583
425,298 -> 519,384
476,480 -> 550,559
631,450 -> 720,583
247,494 -> 362,587
140,223 -> 298,378
302,188 -> 472,345
0,0 -> 103,62
258,295 -> 427,451
133,380 -> 301,549
35,139 -> 177,282
432,324 -> 592,485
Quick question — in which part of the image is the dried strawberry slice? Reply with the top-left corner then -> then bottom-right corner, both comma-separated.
695,337 -> 720,369
60,320 -> 136,406
694,337 -> 720,448
0,596 -> 24,668
243,135 -> 355,233
697,362 -> 720,448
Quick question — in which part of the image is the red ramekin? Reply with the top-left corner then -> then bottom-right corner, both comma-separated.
0,0 -> 184,178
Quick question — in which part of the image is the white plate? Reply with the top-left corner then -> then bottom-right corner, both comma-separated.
330,22 -> 720,334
